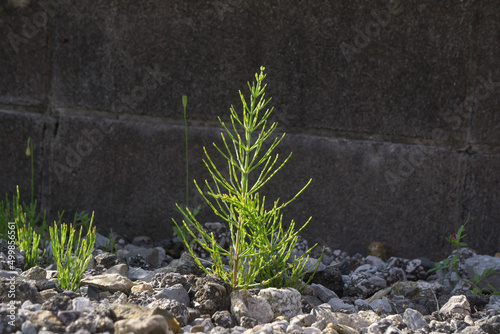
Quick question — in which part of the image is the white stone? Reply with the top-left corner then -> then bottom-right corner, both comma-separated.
258,287 -> 302,318
439,295 -> 471,316
230,289 -> 274,325
81,273 -> 134,293
72,296 -> 93,311
114,315 -> 173,334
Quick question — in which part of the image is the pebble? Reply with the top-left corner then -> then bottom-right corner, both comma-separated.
1,238 -> 499,334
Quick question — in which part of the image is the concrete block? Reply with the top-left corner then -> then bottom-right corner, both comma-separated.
0,1 -> 49,105
470,0 -> 500,147
0,110 -> 44,204
47,113 -> 219,239
50,0 -> 475,143
256,0 -> 474,142
462,155 -> 500,255
51,1 -> 254,120
262,134 -> 464,260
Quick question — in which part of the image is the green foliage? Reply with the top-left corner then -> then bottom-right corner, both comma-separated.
104,228 -> 117,253
49,213 -> 96,291
10,186 -> 44,269
174,67 -> 322,290
1,137 -> 99,296
429,218 -> 499,296
0,138 -> 49,259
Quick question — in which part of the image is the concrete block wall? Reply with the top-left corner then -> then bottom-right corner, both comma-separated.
1,0 -> 499,260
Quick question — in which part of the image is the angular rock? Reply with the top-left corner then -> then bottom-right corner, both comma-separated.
191,317 -> 215,332
146,298 -> 189,327
114,315 -> 173,334
192,274 -> 231,316
72,296 -> 93,311
149,307 -> 182,334
386,257 -> 429,281
475,315 -> 500,334
56,310 -> 82,326
389,281 -> 439,315
327,297 -> 356,312
29,309 -> 66,333
41,295 -> 72,312
130,283 -> 154,295
403,308 -> 427,331
106,263 -> 129,277
0,277 -> 44,304
94,252 -> 118,269
212,310 -> 235,328
21,266 -> 47,281
309,265 -> 345,298
311,283 -> 339,303
258,287 -> 302,318
81,273 -> 134,293
465,255 -> 500,291
154,283 -> 190,306
369,298 -> 392,315
290,313 -> 316,327
230,289 -> 274,325
162,252 -> 205,276
151,272 -> 190,290
129,267 -> 155,281
40,289 -> 59,301
117,248 -> 160,269
439,295 -> 471,316
113,303 -> 149,320
344,270 -> 387,299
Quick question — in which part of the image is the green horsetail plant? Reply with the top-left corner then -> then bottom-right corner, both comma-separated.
14,187 -> 44,269
174,67 -> 322,290
49,213 -> 96,291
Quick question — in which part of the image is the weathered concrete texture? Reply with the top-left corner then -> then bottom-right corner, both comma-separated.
0,110 -> 44,203
259,1 -> 475,143
470,0 -> 500,147
49,0 -> 476,143
462,155 -> 500,255
47,114 -> 218,239
0,1 -> 499,260
264,134 -> 465,260
0,1 -> 48,105
51,1 -> 255,119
